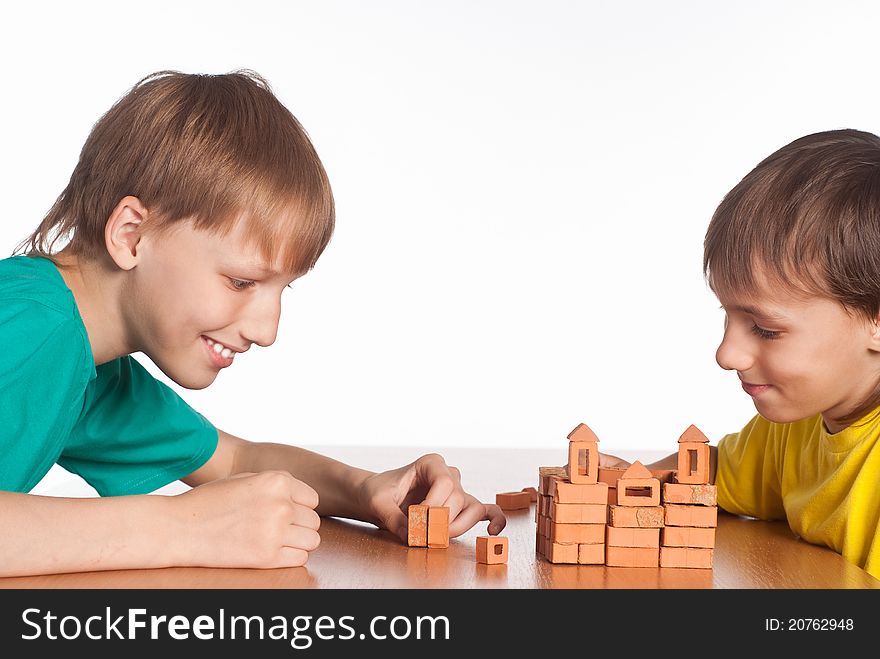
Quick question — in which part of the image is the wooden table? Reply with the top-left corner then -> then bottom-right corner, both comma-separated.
2,447 -> 878,589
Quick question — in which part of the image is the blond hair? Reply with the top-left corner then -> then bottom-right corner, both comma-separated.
14,70 -> 334,275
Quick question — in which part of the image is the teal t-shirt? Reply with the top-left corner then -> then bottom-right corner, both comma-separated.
0,254 -> 218,495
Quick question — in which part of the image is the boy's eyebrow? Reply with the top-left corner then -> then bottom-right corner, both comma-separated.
720,304 -> 788,321
229,261 -> 281,276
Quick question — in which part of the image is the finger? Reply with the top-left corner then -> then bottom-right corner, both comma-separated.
283,525 -> 321,552
288,479 -> 320,509
435,489 -> 467,525
290,503 -> 322,531
448,499 -> 507,538
483,503 -> 507,535
273,546 -> 310,568
414,455 -> 457,506
376,502 -> 409,542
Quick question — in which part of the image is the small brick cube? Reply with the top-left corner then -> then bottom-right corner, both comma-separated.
476,536 -> 508,564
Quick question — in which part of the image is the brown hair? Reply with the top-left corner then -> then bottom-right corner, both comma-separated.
704,128 -> 880,425
14,69 -> 334,275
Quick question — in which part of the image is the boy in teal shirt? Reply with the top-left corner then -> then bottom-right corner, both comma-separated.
0,70 -> 505,576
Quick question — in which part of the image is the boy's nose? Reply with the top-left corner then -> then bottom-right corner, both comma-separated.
240,297 -> 281,348
715,332 -> 753,372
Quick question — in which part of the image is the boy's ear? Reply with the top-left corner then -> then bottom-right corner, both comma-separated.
869,314 -> 880,352
104,196 -> 148,271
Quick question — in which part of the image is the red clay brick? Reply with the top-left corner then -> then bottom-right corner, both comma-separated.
650,469 -> 677,484
660,546 -> 713,568
617,478 -> 661,507
676,426 -> 710,485
661,526 -> 716,548
496,491 -> 531,510
662,483 -> 717,506
568,440 -> 599,484
427,506 -> 449,548
550,500 -> 607,524
664,504 -> 718,528
548,541 -> 579,564
407,504 -> 428,547
521,487 -> 538,503
608,505 -> 664,528
606,526 -> 661,548
550,522 -> 605,545
476,536 -> 508,564
578,543 -> 605,565
605,545 -> 659,567
539,466 -> 567,494
597,466 -> 627,487
552,480 -> 609,504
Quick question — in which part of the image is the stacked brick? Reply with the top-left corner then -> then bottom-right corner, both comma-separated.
659,425 -> 717,568
536,421 -> 717,569
605,461 -> 663,567
534,424 -> 608,564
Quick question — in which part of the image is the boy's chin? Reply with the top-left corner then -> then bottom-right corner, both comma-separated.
752,401 -> 811,425
152,359 -> 220,390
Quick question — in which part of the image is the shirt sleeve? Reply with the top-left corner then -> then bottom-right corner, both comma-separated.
58,355 -> 219,496
715,413 -> 787,520
0,300 -> 91,492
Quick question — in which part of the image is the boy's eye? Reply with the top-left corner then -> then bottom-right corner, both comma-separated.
751,324 -> 781,340
229,278 -> 256,291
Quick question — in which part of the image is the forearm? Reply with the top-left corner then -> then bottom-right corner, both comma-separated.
0,491 -> 177,577
233,441 -> 376,522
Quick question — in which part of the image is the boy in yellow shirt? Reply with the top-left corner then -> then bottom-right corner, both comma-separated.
605,129 -> 880,579
0,70 -> 504,577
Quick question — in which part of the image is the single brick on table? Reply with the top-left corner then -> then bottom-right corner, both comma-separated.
476,536 -> 508,564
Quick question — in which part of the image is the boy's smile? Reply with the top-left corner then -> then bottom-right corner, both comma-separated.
56,198 -> 301,391
713,270 -> 880,434
128,217 -> 299,389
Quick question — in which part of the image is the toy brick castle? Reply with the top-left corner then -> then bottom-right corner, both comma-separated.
535,423 -> 717,568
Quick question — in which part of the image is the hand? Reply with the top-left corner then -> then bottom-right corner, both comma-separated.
356,453 -> 507,543
599,451 -> 632,470
173,470 -> 321,568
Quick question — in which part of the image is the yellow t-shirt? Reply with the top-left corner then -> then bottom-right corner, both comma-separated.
716,410 -> 880,579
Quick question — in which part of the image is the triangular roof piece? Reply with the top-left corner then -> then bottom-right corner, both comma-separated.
621,460 -> 652,480
678,424 -> 709,444
567,423 -> 599,443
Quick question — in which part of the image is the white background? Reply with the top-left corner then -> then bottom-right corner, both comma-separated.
3,1 -> 879,494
